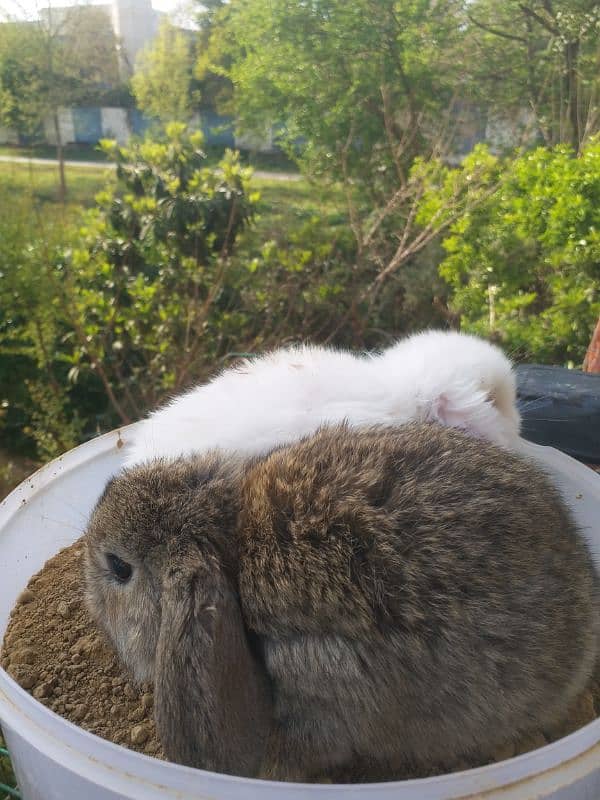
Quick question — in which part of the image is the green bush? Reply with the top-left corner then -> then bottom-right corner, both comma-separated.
0,126 -> 256,459
18,134 -> 589,464
58,123 -> 257,428
233,209 -> 448,351
434,141 -> 600,365
0,186 -> 85,459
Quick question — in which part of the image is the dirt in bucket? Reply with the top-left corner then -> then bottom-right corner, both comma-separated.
0,541 -> 163,759
1,540 -> 600,779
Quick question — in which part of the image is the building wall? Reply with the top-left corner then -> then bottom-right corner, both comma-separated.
43,108 -> 76,146
101,108 -> 131,145
0,106 -> 536,156
0,108 -> 276,151
110,0 -> 159,76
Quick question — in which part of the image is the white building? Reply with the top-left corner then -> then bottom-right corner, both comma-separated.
110,0 -> 160,76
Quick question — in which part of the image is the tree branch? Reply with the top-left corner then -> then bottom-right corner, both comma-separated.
467,13 -> 528,43
380,84 -> 406,187
518,4 -> 560,36
339,120 -> 364,252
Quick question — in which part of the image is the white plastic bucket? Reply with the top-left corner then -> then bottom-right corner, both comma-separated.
1,425 -> 600,800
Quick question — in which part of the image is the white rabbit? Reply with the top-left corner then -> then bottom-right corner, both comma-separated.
376,329 -> 521,448
123,331 -> 520,466
124,345 -> 375,465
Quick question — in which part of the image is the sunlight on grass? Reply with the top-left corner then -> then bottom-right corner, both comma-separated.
0,161 -> 113,213
0,162 -> 346,243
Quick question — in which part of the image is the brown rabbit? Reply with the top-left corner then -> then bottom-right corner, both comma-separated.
83,423 -> 599,782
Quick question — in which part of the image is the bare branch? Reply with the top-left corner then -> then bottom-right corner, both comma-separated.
73,323 -> 132,424
367,179 -> 500,299
362,184 -> 412,249
58,271 -> 132,424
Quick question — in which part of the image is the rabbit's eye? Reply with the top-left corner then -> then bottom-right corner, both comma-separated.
106,553 -> 132,583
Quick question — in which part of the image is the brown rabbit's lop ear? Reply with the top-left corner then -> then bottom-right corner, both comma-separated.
155,552 -> 273,777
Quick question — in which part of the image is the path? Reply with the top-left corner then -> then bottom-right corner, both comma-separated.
0,154 -> 301,181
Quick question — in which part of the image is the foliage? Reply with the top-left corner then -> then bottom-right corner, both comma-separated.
0,178 -> 91,459
215,0 -> 600,166
209,0 -> 504,323
0,131 -> 255,456
433,141 -> 600,365
194,0 -> 232,111
0,21 -> 45,135
219,152 -> 487,352
215,0 -> 464,193
58,6 -> 122,101
0,6 -> 122,198
236,206 -> 448,351
132,20 -> 200,124
0,9 -> 120,132
0,162 -> 109,460
57,124 -> 256,426
465,0 -> 600,151
0,730 -> 17,795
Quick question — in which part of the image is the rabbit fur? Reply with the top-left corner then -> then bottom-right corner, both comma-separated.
123,330 -> 521,467
84,422 -> 598,782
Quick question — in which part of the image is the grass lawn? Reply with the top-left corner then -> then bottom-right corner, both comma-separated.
0,160 -> 112,214
0,161 -> 343,241
251,176 -> 347,240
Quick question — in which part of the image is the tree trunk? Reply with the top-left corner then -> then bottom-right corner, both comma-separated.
583,316 -> 600,374
53,110 -> 67,203
564,40 -> 580,151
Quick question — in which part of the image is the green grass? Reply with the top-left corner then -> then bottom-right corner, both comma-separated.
0,161 -> 339,235
249,176 -> 347,245
0,159 -> 343,272
0,161 -> 112,213
0,734 -> 18,798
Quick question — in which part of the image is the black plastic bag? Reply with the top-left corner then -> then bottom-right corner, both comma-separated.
516,365 -> 600,464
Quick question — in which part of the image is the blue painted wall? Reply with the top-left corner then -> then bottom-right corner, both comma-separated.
72,108 -> 103,144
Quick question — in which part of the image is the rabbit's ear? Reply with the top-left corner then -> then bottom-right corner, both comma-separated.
425,382 -> 510,445
154,554 -> 273,777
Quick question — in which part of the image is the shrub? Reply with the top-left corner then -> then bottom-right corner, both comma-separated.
434,142 -> 600,365
0,188 -> 85,459
60,123 -> 256,427
0,126 -> 256,459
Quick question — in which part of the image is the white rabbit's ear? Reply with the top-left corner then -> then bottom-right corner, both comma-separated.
154,551 -> 272,776
424,382 -> 516,447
